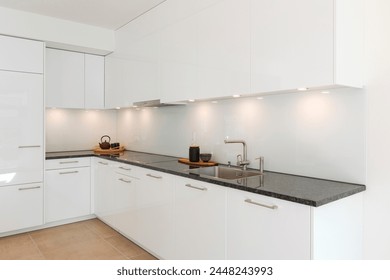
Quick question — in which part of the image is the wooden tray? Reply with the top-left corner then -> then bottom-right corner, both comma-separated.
93,146 -> 125,155
178,158 -> 218,167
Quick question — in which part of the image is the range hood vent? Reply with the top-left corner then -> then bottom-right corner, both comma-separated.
133,99 -> 186,108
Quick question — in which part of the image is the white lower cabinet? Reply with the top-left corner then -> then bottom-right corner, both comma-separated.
112,171 -> 138,238
0,183 -> 43,233
93,158 -> 117,225
226,188 -> 311,260
134,168 -> 175,259
45,158 -> 91,223
174,177 -> 226,259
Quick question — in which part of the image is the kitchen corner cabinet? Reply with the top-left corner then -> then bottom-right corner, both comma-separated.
0,183 -> 43,234
250,0 -> 363,94
174,177 -> 226,259
45,158 -> 91,223
226,188 -> 311,259
45,48 -> 105,109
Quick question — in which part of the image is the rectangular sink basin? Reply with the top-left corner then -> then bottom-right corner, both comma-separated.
188,166 -> 263,180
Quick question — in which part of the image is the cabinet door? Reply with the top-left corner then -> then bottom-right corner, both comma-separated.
135,169 -> 175,259
93,159 -> 116,226
0,71 -> 43,187
85,54 -> 105,109
226,188 -> 311,259
45,48 -> 85,108
174,177 -> 226,259
196,0 -> 250,100
250,0 -> 334,93
45,167 -> 91,223
0,35 -> 44,74
160,14 -> 198,102
0,183 -> 43,233
112,172 -> 137,238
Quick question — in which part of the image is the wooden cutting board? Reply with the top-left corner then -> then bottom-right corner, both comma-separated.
178,158 -> 218,166
93,146 -> 125,154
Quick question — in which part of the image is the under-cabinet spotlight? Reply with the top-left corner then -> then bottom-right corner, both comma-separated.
232,94 -> 241,98
321,90 -> 330,94
115,107 -> 121,110
297,87 -> 308,91
256,97 -> 264,100
188,99 -> 195,102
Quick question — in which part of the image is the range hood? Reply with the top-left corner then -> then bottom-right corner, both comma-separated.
133,99 -> 186,108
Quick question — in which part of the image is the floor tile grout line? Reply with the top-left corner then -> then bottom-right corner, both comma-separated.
27,233 -> 46,260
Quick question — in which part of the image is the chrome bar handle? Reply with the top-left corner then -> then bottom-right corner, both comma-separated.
98,161 -> 108,165
119,178 -> 132,184
59,171 -> 79,175
18,186 -> 41,191
18,145 -> 41,148
147,174 -> 163,179
244,199 -> 277,210
119,166 -> 132,171
185,183 -> 207,191
59,160 -> 79,164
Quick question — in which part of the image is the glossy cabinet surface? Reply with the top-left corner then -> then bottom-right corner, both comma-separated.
251,0 -> 363,93
226,188 -> 311,259
0,183 -> 43,233
0,71 -> 43,187
174,177 -> 226,259
85,54 -> 105,109
134,168 -> 175,259
93,158 -> 117,225
45,158 -> 91,223
0,35 -> 44,74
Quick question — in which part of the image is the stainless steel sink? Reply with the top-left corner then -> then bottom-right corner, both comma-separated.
188,165 -> 263,180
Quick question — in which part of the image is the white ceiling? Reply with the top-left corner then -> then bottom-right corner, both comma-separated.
0,0 -> 167,30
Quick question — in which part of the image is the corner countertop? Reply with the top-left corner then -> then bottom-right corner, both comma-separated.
46,150 -> 366,207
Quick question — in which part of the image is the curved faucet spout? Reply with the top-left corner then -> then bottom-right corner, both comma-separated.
224,139 -> 250,170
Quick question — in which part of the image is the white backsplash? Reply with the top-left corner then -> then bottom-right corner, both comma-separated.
117,88 -> 366,184
45,108 -> 118,152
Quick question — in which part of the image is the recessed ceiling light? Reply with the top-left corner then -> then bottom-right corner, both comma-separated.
233,94 -> 241,98
297,87 -> 308,91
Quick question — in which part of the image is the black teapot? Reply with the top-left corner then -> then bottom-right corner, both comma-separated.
99,135 -> 111,150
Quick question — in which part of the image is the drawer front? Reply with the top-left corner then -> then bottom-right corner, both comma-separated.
114,163 -> 139,178
45,157 -> 91,170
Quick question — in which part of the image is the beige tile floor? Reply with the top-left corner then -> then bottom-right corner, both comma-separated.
0,219 -> 158,260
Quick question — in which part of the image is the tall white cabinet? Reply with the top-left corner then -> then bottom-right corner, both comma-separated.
0,35 -> 44,234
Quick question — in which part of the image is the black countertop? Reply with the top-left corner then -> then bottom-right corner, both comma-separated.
46,150 -> 366,207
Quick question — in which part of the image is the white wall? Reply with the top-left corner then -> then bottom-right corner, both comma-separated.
363,0 -> 390,259
45,109 -> 117,152
117,88 -> 365,184
0,7 -> 114,55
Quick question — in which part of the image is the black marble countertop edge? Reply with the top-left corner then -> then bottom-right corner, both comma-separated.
45,150 -> 366,207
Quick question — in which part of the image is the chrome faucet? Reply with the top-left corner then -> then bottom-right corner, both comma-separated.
224,139 -> 250,170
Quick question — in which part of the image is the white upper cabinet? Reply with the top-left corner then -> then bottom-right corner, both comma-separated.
46,48 -> 84,108
46,48 -> 105,109
250,0 -> 363,94
85,54 -> 105,109
0,35 -> 44,74
195,0 -> 250,100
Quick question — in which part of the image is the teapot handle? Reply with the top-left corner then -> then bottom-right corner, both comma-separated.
101,135 -> 111,143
